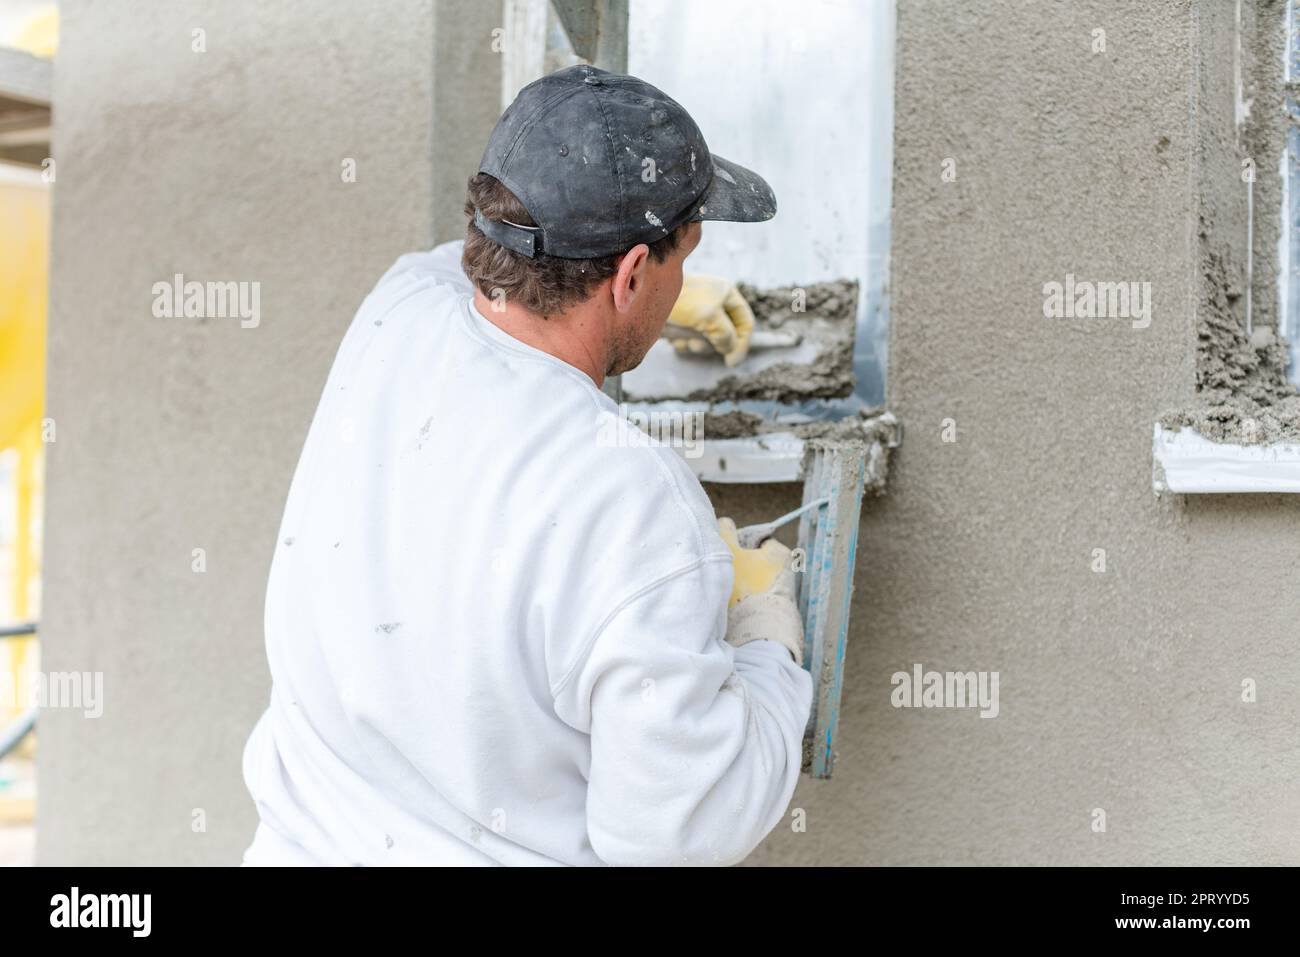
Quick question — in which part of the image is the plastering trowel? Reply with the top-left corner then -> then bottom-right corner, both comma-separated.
724,447 -> 869,779
625,323 -> 816,401
793,443 -> 868,778
661,325 -> 802,356
736,497 -> 828,548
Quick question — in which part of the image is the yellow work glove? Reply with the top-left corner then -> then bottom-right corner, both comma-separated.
666,275 -> 757,367
717,518 -> 804,665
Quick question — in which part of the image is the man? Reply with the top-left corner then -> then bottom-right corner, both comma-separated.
241,64 -> 811,866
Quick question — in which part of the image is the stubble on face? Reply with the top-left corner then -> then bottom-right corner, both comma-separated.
606,224 -> 701,377
605,320 -> 650,377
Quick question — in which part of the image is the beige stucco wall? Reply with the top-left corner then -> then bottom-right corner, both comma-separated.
38,0 -> 1300,865
38,0 -> 499,864
744,0 -> 1300,866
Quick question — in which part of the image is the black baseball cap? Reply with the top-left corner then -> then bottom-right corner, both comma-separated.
473,64 -> 776,260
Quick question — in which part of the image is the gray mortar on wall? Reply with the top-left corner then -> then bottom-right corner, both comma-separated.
728,279 -> 858,403
698,408 -> 899,493
1160,0 -> 1300,444
701,406 -> 895,444
628,279 -> 858,404
746,0 -> 1300,869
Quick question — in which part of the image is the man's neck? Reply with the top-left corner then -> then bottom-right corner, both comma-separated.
472,290 -> 608,388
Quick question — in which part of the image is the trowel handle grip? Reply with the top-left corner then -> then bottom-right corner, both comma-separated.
661,326 -> 801,350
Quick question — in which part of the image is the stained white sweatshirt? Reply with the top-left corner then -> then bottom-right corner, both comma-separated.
241,242 -> 813,866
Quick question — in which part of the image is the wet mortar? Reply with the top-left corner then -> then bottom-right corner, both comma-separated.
626,279 -> 858,404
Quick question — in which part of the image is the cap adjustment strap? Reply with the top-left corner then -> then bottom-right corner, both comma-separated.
474,208 -> 543,258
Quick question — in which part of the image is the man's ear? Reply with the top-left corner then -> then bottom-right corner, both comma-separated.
611,244 -> 650,313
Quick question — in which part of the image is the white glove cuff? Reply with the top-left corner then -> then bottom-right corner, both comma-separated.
725,592 -> 805,667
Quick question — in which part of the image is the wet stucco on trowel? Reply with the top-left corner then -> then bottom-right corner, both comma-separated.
1160,0 -> 1300,444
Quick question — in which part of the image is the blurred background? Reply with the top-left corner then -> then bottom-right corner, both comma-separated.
0,0 -> 53,867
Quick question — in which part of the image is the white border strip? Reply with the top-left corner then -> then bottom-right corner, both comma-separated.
1153,423 -> 1300,493
0,160 -> 47,186
676,433 -> 806,484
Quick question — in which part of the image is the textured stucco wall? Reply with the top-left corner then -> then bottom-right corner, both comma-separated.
38,0 -> 500,864
741,0 -> 1300,866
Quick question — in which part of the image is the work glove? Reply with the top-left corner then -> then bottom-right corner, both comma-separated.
716,517 -> 805,666
665,275 -> 757,367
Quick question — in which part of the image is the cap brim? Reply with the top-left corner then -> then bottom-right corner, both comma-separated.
690,153 -> 776,224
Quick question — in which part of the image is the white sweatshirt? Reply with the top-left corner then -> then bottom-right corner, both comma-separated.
241,242 -> 813,866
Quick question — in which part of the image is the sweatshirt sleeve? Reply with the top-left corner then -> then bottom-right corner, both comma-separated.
552,557 -> 813,867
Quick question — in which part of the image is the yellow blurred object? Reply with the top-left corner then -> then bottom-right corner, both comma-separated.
10,5 -> 59,59
666,274 -> 756,367
0,175 -> 48,451
0,165 -> 49,766
717,517 -> 791,609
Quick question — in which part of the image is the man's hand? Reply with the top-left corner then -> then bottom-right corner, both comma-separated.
665,275 -> 757,367
717,518 -> 804,665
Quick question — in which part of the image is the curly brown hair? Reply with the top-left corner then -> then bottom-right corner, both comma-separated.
461,173 -> 688,317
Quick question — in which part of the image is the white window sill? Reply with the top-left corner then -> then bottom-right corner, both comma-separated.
675,418 -> 898,486
1153,423 -> 1300,493
674,432 -> 805,483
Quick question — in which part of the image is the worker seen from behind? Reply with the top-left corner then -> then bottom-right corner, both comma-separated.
241,64 -> 811,866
